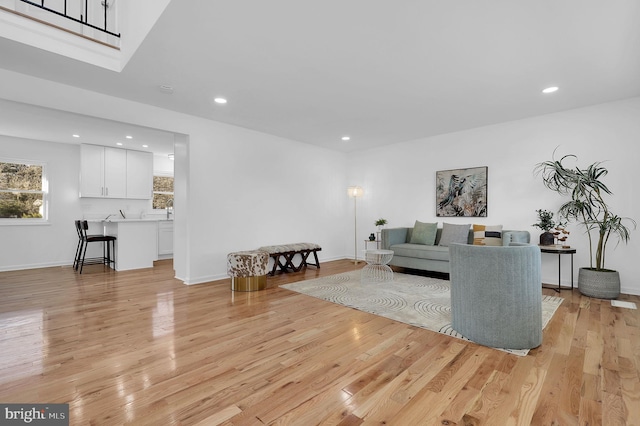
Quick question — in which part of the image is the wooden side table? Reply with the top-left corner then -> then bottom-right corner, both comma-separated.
539,245 -> 576,292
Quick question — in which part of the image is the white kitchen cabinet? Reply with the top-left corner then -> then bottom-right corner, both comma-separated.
80,144 -> 127,198
158,220 -> 174,258
80,144 -> 152,199
126,150 -> 153,199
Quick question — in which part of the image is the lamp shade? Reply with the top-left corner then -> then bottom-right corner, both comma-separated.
347,186 -> 364,198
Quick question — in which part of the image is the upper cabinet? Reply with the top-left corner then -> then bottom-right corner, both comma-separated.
80,144 -> 152,199
126,149 -> 153,199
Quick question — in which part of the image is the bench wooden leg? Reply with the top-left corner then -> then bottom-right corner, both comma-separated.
268,254 -> 280,276
269,252 -> 299,274
267,249 -> 321,274
282,252 -> 299,272
300,250 -> 311,268
299,249 -> 320,269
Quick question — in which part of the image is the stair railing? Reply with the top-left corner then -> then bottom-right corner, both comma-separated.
17,0 -> 120,38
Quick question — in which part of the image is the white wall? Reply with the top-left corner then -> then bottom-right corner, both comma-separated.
153,153 -> 174,175
2,68 -> 638,294
176,119 -> 348,284
0,136 -> 152,270
0,136 -> 81,270
0,69 -> 350,282
348,97 -> 640,295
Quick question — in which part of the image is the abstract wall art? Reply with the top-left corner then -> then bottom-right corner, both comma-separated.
436,166 -> 487,217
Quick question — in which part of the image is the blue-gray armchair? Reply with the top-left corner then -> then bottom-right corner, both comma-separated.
449,243 -> 543,350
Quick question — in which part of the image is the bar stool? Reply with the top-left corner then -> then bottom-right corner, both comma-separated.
74,220 -> 116,273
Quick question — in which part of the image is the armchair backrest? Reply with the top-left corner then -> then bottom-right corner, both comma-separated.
449,243 -> 542,349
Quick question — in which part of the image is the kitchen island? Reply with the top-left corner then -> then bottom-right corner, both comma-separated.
88,218 -> 172,271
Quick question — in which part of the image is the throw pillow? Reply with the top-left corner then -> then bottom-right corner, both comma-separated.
473,224 -> 503,246
409,220 -> 438,245
438,223 -> 471,246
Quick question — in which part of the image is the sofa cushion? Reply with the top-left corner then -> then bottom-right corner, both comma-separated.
438,223 -> 471,247
409,221 -> 437,245
390,243 -> 451,261
473,224 -> 503,246
503,230 -> 530,245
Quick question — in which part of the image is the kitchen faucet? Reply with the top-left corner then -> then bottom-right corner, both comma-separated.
166,199 -> 174,220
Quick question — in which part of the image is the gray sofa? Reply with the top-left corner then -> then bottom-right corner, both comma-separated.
381,226 -> 530,274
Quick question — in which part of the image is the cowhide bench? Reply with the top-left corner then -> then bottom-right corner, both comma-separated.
258,243 -> 322,275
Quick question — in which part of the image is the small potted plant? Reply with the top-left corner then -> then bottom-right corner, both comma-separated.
532,209 -> 556,246
375,218 -> 388,230
375,218 -> 388,241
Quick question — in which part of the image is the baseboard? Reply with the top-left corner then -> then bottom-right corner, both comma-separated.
617,286 -> 639,296
0,260 -> 71,272
182,273 -> 228,285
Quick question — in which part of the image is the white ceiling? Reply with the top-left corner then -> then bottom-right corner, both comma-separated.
1,1 -> 640,153
0,98 -> 176,156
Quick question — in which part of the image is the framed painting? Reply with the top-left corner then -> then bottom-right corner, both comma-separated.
436,166 -> 487,217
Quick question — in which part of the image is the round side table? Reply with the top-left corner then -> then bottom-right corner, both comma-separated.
361,249 -> 394,283
539,245 -> 576,292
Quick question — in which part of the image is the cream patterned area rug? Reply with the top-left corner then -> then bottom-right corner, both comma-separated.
281,270 -> 563,356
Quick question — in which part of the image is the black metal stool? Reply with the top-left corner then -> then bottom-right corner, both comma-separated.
74,220 -> 116,273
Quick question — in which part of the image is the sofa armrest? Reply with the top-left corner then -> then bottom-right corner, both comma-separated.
381,227 -> 409,249
502,230 -> 531,246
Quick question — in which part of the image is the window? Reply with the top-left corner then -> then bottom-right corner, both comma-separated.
0,159 -> 48,222
153,175 -> 174,209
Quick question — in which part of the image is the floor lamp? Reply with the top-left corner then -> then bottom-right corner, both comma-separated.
347,186 -> 364,264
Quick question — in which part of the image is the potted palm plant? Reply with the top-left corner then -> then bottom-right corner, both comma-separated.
534,154 -> 636,298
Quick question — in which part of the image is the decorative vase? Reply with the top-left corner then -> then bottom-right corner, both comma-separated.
369,233 -> 376,241
539,231 -> 555,246
578,267 -> 620,299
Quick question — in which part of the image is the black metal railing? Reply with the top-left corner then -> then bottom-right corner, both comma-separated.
18,0 -> 120,38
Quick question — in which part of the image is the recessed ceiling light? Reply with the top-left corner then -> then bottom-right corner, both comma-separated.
72,134 -> 80,138
158,85 -> 174,94
142,144 -> 149,148
542,86 -> 559,94
342,136 -> 351,141
116,142 -> 123,146
126,135 -> 133,139
214,97 -> 227,104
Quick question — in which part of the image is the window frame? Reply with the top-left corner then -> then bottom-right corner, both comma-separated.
151,173 -> 174,212
0,157 -> 49,225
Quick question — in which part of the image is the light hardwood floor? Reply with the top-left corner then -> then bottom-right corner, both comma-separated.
0,259 -> 639,425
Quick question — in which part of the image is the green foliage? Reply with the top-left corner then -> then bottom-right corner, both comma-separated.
152,176 -> 174,209
534,153 -> 636,270
0,195 -> 43,218
532,209 -> 555,232
0,162 -> 42,190
0,162 -> 44,218
153,176 -> 174,192
375,218 -> 388,227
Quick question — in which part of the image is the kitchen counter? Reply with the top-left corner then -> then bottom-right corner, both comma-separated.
101,218 -> 173,223
87,218 -> 173,271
